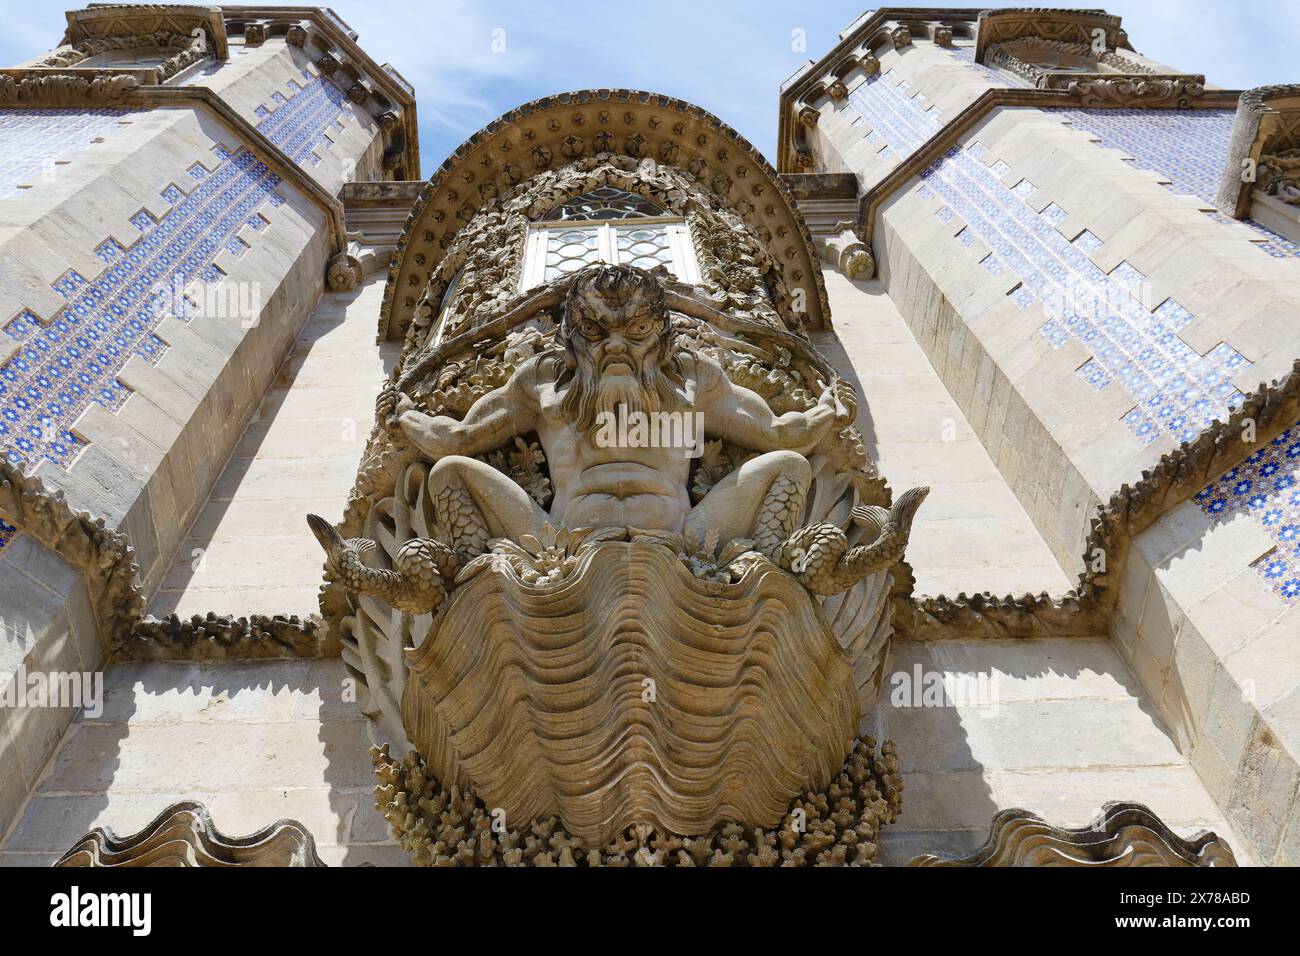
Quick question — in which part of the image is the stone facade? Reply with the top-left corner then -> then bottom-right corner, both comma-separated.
0,5 -> 1294,868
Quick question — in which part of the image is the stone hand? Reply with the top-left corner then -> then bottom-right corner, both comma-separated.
376,383 -> 416,429
819,375 -> 858,426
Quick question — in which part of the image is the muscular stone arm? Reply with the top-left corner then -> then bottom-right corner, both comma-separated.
696,358 -> 842,454
398,360 -> 542,460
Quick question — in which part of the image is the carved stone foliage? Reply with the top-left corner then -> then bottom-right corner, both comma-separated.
984,36 -> 1157,86
63,4 -> 228,59
0,72 -> 140,107
374,737 -> 902,866
0,458 -> 141,656
58,802 -> 325,867
909,802 -> 1237,867
1036,72 -> 1207,109
33,31 -> 212,84
382,89 -> 830,338
974,8 -> 1127,62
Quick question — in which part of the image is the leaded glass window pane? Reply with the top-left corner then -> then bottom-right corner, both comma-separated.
544,186 -> 666,222
615,224 -> 672,270
543,227 -> 602,281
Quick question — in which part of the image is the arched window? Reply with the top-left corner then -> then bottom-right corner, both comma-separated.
519,186 -> 700,289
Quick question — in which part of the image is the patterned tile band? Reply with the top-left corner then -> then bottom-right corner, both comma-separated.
0,108 -> 130,197
1045,108 -> 1300,259
0,69 -> 351,474
1,148 -> 283,471
0,512 -> 17,556
1197,424 -> 1300,605
848,72 -> 1253,451
254,70 -> 352,166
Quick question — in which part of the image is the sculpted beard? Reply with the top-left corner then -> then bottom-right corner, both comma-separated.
563,336 -> 679,434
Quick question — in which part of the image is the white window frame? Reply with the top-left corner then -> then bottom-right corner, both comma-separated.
520,218 -> 700,291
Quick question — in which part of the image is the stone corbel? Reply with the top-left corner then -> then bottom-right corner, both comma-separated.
328,250 -> 364,292
316,51 -> 339,75
890,25 -> 911,49
1216,85 -> 1300,217
929,24 -> 953,47
244,22 -> 268,47
285,22 -> 309,47
827,79 -> 848,102
347,82 -> 369,105
816,229 -> 874,280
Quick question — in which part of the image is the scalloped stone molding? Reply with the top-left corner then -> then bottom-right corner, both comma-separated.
909,802 -> 1237,866
57,801 -> 325,867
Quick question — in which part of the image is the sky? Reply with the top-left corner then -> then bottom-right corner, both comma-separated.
3,1 -> 1297,177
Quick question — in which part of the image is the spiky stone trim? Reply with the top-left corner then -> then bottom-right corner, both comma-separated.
0,457 -> 142,656
373,738 -> 903,867
120,612 -> 336,661
894,359 -> 1300,640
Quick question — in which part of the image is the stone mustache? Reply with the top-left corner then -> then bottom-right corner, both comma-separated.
310,263 -> 927,844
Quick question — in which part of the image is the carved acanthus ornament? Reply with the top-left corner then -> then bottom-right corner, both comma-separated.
0,72 -> 141,106
1036,72 -> 1207,109
32,31 -> 212,83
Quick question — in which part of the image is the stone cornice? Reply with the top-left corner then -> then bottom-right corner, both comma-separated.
219,5 -> 420,178
778,7 -> 983,172
63,4 -> 229,59
122,612 -> 337,660
381,89 -> 831,341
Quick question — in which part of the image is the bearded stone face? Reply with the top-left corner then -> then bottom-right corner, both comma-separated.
558,265 -> 681,433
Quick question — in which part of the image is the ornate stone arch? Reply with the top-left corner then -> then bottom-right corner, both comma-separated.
380,89 -> 831,341
403,154 -> 796,356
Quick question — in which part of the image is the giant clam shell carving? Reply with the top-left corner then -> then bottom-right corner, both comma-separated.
402,541 -> 858,844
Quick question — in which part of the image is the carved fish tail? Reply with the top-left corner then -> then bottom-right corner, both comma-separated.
811,486 -> 929,594
432,483 -> 491,560
307,514 -> 443,613
752,474 -> 807,557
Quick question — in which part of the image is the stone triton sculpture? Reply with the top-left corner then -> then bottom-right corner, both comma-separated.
311,99 -> 927,859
